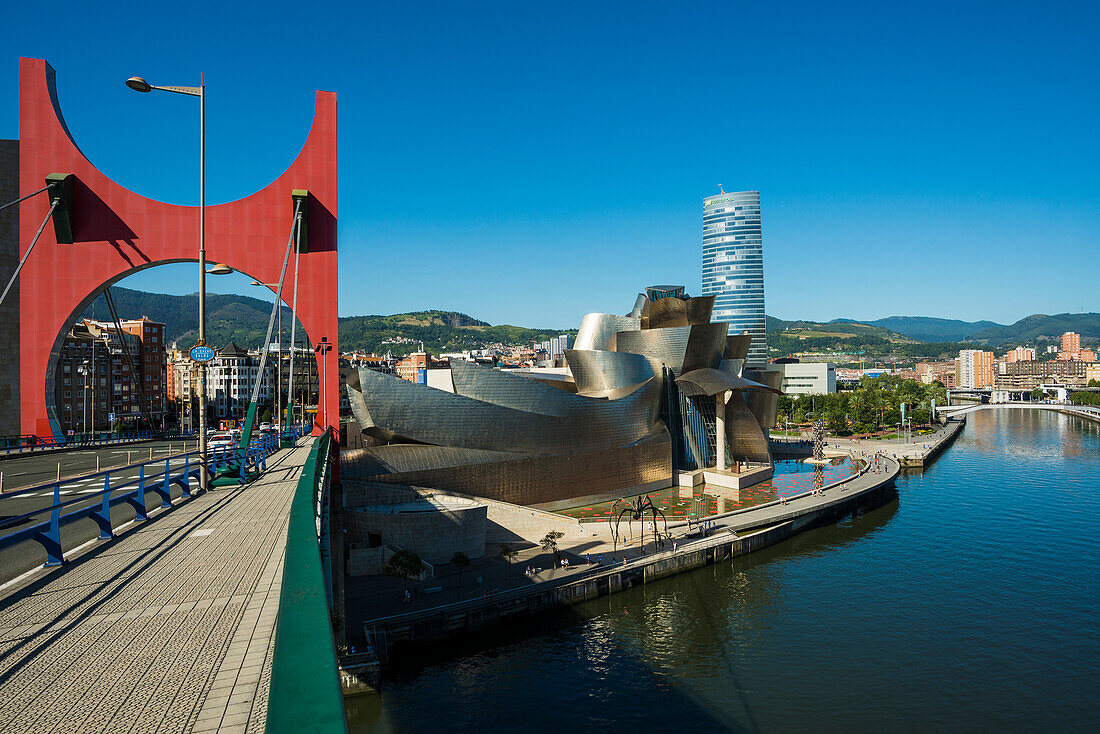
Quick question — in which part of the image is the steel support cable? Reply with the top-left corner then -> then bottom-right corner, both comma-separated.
0,184 -> 51,213
103,288 -> 155,430
285,215 -> 304,427
0,197 -> 60,309
244,200 -> 302,413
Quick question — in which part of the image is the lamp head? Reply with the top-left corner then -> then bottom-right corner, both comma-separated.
126,77 -> 152,93
207,263 -> 233,275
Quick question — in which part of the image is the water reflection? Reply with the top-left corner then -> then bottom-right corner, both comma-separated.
348,411 -> 1100,733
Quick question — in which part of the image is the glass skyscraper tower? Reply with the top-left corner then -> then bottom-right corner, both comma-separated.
701,190 -> 767,364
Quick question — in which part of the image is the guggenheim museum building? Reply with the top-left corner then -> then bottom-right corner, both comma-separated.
343,286 -> 781,510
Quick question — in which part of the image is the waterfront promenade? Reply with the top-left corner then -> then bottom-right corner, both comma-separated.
354,456 -> 900,652
0,442 -> 312,734
823,418 -> 965,467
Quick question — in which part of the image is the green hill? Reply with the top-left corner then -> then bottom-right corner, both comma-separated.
830,316 -> 1002,343
968,313 -> 1100,345
82,287 -> 572,355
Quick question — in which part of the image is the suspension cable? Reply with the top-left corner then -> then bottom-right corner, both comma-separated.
0,197 -> 60,308
285,216 -> 303,427
103,288 -> 155,431
244,200 -> 302,417
0,184 -> 51,213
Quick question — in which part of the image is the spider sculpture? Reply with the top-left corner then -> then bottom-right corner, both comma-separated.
611,495 -> 669,552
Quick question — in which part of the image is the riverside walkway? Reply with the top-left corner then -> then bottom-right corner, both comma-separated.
0,442 -> 313,734
357,457 -> 901,653
824,418 -> 965,467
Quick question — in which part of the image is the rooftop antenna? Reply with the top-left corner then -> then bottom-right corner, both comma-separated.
717,184 -> 725,194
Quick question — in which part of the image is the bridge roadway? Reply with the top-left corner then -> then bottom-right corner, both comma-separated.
936,402 -> 1100,420
0,442 -> 312,734
0,438 -> 199,492
0,439 -> 201,580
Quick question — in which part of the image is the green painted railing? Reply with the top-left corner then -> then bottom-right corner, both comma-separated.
266,430 -> 347,733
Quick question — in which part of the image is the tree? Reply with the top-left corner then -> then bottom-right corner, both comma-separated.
499,544 -> 518,564
541,530 -> 565,563
1088,379 -> 1100,388
1031,387 -> 1045,401
826,409 -> 847,434
260,406 -> 273,424
1071,391 -> 1100,406
450,552 -> 470,585
384,550 -> 423,592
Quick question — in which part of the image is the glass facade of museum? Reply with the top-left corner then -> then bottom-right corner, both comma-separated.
701,190 -> 767,364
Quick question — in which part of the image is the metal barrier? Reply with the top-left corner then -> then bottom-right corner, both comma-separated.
266,428 -> 347,733
2,429 -> 197,455
0,433 -> 286,567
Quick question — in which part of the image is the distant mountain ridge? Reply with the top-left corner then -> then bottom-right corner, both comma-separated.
829,316 -> 1002,343
968,313 -> 1100,344
81,287 -> 570,355
85,287 -> 1096,351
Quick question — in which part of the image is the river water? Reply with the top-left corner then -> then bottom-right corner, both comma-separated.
347,410 -> 1100,732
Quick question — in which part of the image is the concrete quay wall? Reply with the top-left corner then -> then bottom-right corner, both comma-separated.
903,417 -> 965,467
365,459 -> 900,657
1061,408 -> 1100,426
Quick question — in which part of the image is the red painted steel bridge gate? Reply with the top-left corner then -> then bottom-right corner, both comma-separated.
9,58 -> 339,440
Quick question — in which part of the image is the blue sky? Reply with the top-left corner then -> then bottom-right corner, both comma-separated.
3,1 -> 1097,329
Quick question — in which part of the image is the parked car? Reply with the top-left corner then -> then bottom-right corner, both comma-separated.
207,433 -> 235,451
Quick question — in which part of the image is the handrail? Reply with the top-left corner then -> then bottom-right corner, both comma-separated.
0,433 -> 286,567
2,429 -> 197,456
267,428 -> 346,733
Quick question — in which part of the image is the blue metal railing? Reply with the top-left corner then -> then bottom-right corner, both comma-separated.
0,429 -> 303,568
2,429 -> 197,456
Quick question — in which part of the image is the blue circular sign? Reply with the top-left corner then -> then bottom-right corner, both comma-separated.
189,344 -> 216,363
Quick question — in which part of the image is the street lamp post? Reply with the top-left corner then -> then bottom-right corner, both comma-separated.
127,75 -> 208,490
314,337 -> 332,431
78,361 -> 89,437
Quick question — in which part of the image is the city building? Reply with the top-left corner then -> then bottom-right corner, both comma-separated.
54,317 -> 168,432
956,350 -> 995,389
206,343 -> 275,422
1003,346 -> 1037,363
996,359 -> 1089,390
1087,362 -> 1100,384
773,361 -> 836,395
1054,331 -> 1096,362
701,190 -> 766,364
397,351 -> 430,384
916,361 -> 957,387
1061,332 -> 1080,355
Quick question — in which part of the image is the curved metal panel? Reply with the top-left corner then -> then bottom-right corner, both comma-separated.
675,368 -> 782,397
743,367 -> 782,429
613,326 -> 692,374
682,323 -> 730,373
724,390 -> 772,464
348,364 -> 663,456
642,297 -> 688,329
574,313 -> 640,351
724,334 -> 752,361
450,360 -> 571,417
565,349 -> 655,396
686,295 -> 715,325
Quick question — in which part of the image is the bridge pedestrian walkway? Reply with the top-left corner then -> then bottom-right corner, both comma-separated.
0,442 -> 313,734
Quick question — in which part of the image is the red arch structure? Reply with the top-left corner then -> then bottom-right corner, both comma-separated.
17,58 -> 338,440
